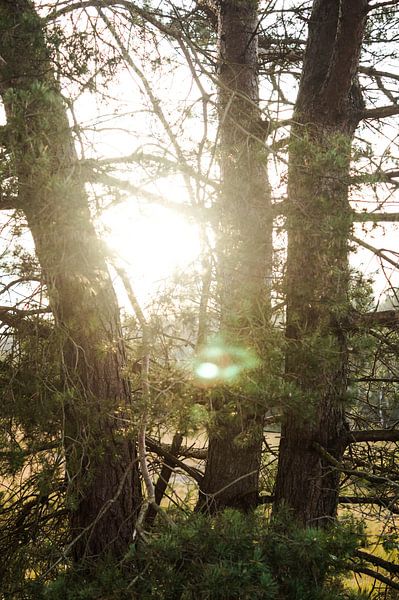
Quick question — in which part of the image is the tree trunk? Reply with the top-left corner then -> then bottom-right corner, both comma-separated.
0,0 -> 141,560
273,0 -> 368,526
198,0 -> 272,512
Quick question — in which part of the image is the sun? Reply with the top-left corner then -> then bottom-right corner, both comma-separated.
102,202 -> 201,304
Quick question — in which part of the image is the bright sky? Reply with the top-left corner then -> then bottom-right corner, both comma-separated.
102,201 -> 201,306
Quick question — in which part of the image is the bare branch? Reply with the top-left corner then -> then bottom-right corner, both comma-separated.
339,496 -> 399,513
258,494 -> 399,513
355,550 -> 399,575
96,6 -> 194,200
347,429 -> 399,444
145,436 -> 203,483
0,306 -> 51,333
115,266 -> 155,506
363,104 -> 399,120
353,211 -> 399,223
86,169 -> 209,221
46,0 -> 180,39
88,153 -> 220,191
351,566 -> 399,591
164,441 -> 207,460
351,235 -> 399,270
352,376 -> 399,382
313,442 -> 399,490
367,0 -> 399,11
353,309 -> 399,329
360,65 -> 399,82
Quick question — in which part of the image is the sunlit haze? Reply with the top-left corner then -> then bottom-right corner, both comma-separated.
102,202 -> 201,306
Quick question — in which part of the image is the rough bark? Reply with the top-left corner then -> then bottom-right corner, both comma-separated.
197,0 -> 272,512
273,0 -> 368,526
0,0 -> 141,560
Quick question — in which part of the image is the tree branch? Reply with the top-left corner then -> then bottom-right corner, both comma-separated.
145,436 -> 203,483
353,309 -> 399,329
0,306 -> 52,334
360,65 -> 399,82
339,496 -> 399,513
146,431 -> 184,526
351,566 -> 399,590
87,153 -> 220,191
46,0 -> 180,39
258,494 -> 399,513
363,104 -> 399,119
355,550 -> 399,574
85,169 -> 209,221
353,212 -> 399,223
352,376 -> 399,383
347,429 -> 399,444
313,442 -> 399,489
351,235 -> 399,270
367,0 -> 399,11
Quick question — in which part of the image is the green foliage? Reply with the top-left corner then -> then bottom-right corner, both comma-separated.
381,531 -> 399,553
35,510 -> 366,600
290,131 -> 352,180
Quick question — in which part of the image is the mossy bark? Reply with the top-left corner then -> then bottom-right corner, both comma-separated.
0,0 -> 141,560
198,0 -> 272,512
273,0 -> 368,526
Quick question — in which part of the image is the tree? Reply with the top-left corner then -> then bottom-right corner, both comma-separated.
0,0 -> 141,561
1,0 -> 399,596
271,0 -> 399,534
272,0 -> 369,525
197,0 -> 273,512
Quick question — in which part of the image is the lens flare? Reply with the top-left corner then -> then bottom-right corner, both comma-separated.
195,362 -> 220,380
193,337 -> 259,384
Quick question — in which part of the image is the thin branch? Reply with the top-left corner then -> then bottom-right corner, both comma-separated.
367,0 -> 399,11
351,169 -> 399,185
353,309 -> 399,329
96,6 -> 194,200
86,169 -> 208,221
258,494 -> 399,513
0,442 -> 60,461
313,442 -> 399,490
347,429 -> 399,444
159,440 -> 207,460
0,306 -> 52,334
145,436 -> 203,484
363,104 -> 399,119
145,431 -> 183,526
351,566 -> 399,591
360,65 -> 399,82
115,265 -> 161,536
47,0 -> 180,40
0,276 -> 42,296
355,550 -> 399,574
353,212 -> 399,223
87,153 -> 220,191
351,235 -> 399,270
352,376 -> 399,382
339,496 -> 399,513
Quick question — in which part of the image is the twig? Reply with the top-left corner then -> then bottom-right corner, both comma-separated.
115,265 -> 173,537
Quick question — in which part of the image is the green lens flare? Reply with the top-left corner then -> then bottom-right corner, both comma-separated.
193,337 -> 259,384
